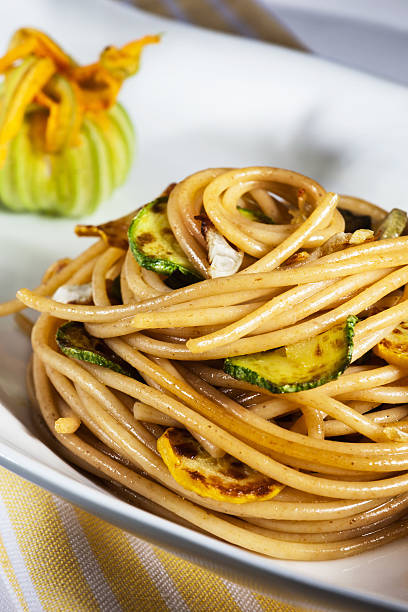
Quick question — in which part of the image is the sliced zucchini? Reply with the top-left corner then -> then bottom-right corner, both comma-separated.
128,196 -> 201,277
224,316 -> 358,393
56,321 -> 140,378
373,322 -> 408,367
375,208 -> 407,239
338,208 -> 372,233
157,427 -> 283,503
237,206 -> 275,224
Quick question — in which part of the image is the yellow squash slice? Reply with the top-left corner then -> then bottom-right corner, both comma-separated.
374,322 -> 408,368
157,428 -> 284,504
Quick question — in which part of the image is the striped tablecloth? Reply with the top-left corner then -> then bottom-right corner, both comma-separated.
0,467 -> 309,611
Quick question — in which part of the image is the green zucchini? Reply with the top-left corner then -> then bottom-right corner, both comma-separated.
375,208 -> 407,239
56,321 -> 140,379
128,196 -> 201,278
224,316 -> 358,393
237,206 -> 275,224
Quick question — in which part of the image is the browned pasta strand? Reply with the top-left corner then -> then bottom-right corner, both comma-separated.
185,266 -> 408,356
322,406 -> 408,438
167,168 -> 226,276
185,270 -> 387,352
123,249 -> 163,299
201,167 -> 329,257
249,492 -> 408,533
16,242 -> 408,322
92,247 -> 125,306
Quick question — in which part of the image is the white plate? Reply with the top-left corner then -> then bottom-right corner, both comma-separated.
1,1 -> 408,610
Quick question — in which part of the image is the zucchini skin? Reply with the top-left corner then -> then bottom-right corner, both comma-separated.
237,206 -> 275,225
56,321 -> 140,379
128,196 -> 201,278
157,427 -> 284,503
224,316 -> 358,394
375,208 -> 407,240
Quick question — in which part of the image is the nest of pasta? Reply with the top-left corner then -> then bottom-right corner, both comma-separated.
5,166 -> 408,561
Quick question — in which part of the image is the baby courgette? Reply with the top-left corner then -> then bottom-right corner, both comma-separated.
224,316 -> 358,393
56,321 -> 139,378
128,196 -> 201,278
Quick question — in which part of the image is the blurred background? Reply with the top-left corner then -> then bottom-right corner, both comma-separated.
117,0 -> 408,84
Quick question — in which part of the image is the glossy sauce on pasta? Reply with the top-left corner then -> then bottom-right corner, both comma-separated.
4,166 -> 408,560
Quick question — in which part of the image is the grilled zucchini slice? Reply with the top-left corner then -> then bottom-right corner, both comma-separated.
224,316 -> 358,393
375,208 -> 407,239
157,428 -> 283,503
128,196 -> 201,278
374,322 -> 408,367
56,321 -> 139,378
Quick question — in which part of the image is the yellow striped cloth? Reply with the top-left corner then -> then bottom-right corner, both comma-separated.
0,467 -> 312,611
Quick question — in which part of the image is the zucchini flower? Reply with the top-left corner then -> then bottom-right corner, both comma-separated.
0,28 -> 159,216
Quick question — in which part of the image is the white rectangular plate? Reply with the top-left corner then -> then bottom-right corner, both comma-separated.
1,1 -> 408,610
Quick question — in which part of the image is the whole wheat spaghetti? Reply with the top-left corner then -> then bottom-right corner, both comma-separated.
5,166 -> 408,560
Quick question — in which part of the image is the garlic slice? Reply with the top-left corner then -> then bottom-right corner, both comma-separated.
52,282 -> 93,305
206,228 -> 244,278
